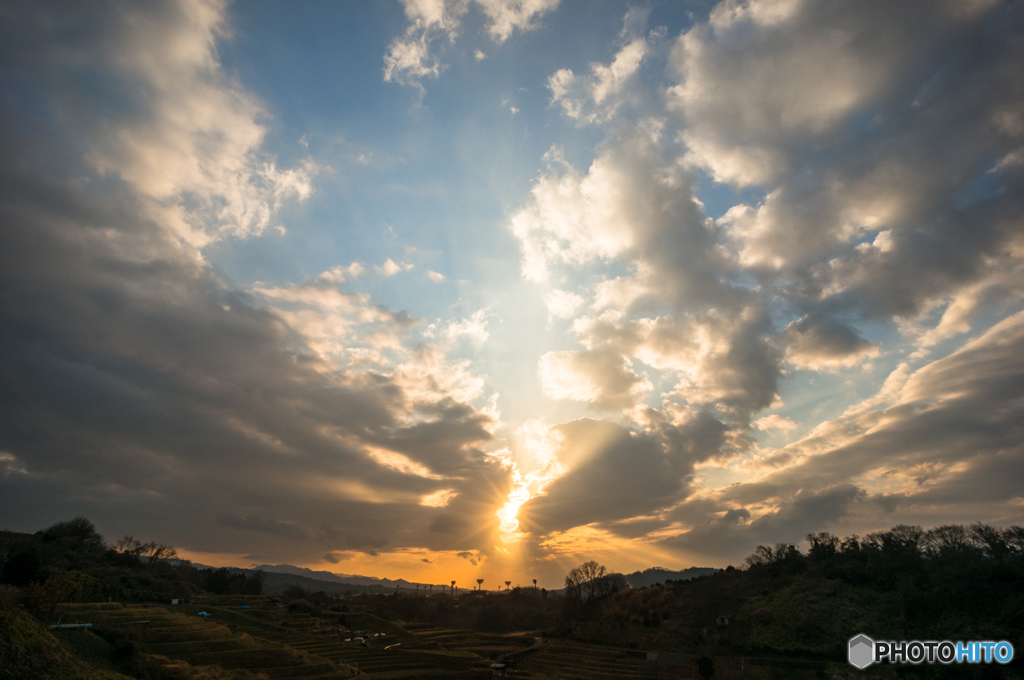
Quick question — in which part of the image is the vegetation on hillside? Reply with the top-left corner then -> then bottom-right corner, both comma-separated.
0,517 -> 267,613
2,517 -> 1023,679
564,523 -> 1024,678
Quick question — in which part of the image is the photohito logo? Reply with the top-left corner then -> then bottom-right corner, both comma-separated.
848,634 -> 874,669
848,634 -> 1014,668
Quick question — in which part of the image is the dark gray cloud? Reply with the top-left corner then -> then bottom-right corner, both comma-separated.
456,551 -> 479,566
215,514 -> 309,541
781,314 -> 877,370
521,418 -> 694,534
660,485 -> 865,564
0,0 -> 510,564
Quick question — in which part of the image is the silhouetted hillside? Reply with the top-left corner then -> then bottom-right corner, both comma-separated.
251,563 -> 437,592
564,524 -> 1024,672
4,517 -> 1024,679
623,566 -> 716,588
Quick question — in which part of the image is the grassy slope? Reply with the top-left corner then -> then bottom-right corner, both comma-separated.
0,608 -> 131,680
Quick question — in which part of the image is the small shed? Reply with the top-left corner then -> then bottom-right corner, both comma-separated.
716,615 -> 730,627
490,663 -> 507,677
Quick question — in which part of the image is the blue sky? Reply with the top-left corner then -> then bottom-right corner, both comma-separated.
1,0 -> 1023,588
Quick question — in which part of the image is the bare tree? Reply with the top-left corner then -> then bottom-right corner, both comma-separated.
114,535 -> 178,567
564,560 -> 608,605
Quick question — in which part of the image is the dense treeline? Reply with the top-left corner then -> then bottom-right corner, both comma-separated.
0,517 -> 264,622
562,522 -> 1024,678
738,524 -> 1024,651
3,516 -> 1022,677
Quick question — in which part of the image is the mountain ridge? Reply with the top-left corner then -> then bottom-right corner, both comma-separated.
622,566 -> 717,588
192,561 -> 718,592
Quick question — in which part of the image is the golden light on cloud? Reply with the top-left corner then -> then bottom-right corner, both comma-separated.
420,488 -> 458,507
366,447 -> 445,480
497,468 -> 532,537
538,525 -> 685,574
492,420 -> 567,541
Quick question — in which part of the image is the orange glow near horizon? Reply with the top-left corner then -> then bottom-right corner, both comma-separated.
175,528 -> 710,591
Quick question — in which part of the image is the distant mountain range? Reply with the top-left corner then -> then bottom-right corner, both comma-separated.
191,562 -> 445,595
191,562 -> 716,595
622,566 -> 716,588
251,563 -> 435,591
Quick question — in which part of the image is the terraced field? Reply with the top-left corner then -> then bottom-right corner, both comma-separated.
59,603 -> 355,679
180,603 -> 489,679
56,600 -> 702,679
521,640 -> 693,680
195,602 -> 567,679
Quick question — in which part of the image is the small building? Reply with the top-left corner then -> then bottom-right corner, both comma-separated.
716,615 -> 730,627
490,663 -> 507,677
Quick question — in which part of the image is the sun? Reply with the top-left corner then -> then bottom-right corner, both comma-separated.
497,468 -> 532,539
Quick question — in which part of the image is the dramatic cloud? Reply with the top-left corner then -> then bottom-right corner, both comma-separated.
1,0 -> 314,250
667,0 -> 1000,186
2,0 -> 1022,584
661,485 -> 866,564
705,311 -> 1024,554
505,0 -> 1024,564
521,419 -> 688,533
0,0 -> 509,566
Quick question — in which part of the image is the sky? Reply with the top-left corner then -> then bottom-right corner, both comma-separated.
1,0 -> 1022,590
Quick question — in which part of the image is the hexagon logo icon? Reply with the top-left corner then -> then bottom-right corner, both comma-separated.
848,634 -> 874,669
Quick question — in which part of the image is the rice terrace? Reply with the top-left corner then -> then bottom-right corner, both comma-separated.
3,517 -> 1023,679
